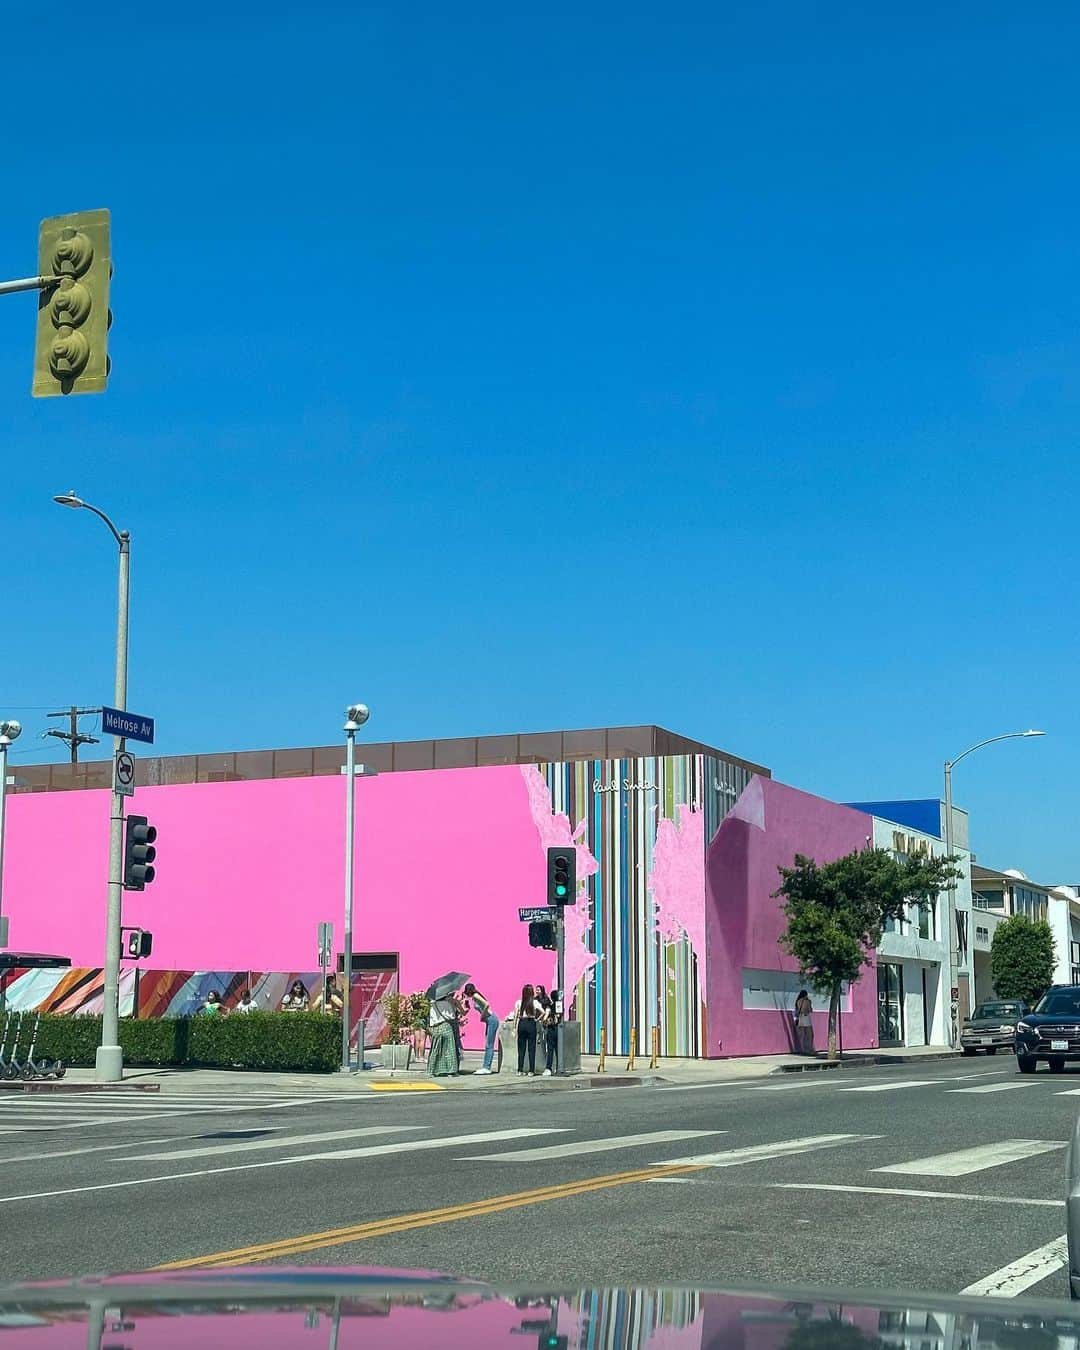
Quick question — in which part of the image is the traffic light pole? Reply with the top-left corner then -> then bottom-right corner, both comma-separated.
99,530 -> 130,1082
556,911 -> 566,1076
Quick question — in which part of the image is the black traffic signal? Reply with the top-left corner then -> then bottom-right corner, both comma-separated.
126,929 -> 152,959
123,814 -> 157,890
546,846 -> 576,906
33,209 -> 112,397
529,920 -> 557,950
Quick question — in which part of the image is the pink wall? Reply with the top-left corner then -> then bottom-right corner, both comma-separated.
704,776 -> 878,1056
4,766 -> 553,1042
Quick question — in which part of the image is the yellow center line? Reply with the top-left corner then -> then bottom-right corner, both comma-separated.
154,1161 -> 705,1270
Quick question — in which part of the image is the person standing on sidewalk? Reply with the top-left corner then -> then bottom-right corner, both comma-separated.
541,988 -> 560,1077
513,984 -> 542,1076
463,983 -> 500,1075
794,989 -> 815,1055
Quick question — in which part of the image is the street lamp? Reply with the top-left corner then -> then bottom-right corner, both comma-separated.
0,719 -> 22,949
53,491 -> 130,1082
944,729 -> 1046,1046
342,703 -> 370,1073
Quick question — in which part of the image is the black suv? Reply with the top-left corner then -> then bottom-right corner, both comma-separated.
1015,986 -> 1080,1072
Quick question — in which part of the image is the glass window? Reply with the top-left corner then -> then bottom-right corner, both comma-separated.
517,731 -> 563,763
272,748 -> 314,778
605,726 -> 656,759
433,738 -> 478,769
562,728 -> 608,761
475,735 -> 519,765
392,740 -> 435,771
877,963 -> 904,1044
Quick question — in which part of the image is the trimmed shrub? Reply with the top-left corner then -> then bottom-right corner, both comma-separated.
28,1011 -> 338,1072
189,1011 -> 339,1072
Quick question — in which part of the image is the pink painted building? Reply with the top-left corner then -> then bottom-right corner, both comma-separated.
2,725 -> 880,1056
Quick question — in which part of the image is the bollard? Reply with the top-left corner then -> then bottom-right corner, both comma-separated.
649,1025 -> 659,1069
626,1026 -> 637,1072
597,1026 -> 607,1073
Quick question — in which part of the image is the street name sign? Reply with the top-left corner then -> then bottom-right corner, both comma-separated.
113,749 -> 136,798
518,906 -> 553,922
102,706 -> 155,744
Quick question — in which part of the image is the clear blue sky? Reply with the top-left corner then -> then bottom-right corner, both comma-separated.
2,3 -> 1075,876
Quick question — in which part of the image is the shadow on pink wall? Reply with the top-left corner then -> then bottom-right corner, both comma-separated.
703,777 -> 879,1058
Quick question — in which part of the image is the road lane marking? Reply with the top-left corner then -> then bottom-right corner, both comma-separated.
839,1080 -> 936,1093
0,1129 -> 565,1204
123,1125 -> 424,1162
653,1084 -> 746,1093
461,1130 -> 722,1161
658,1134 -> 877,1167
153,1161 -> 708,1269
772,1183 -> 1063,1208
960,1235 -> 1068,1297
0,1133 -> 243,1165
947,1083 -> 1036,1095
876,1140 -> 1066,1176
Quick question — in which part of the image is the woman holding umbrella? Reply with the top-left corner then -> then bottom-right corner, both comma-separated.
426,971 -> 468,1077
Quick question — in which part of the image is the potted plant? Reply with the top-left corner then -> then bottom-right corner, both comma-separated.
379,991 -> 412,1070
406,991 -> 431,1058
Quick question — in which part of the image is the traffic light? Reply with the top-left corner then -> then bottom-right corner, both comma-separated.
529,920 -> 557,950
33,208 -> 111,397
546,846 -> 576,906
123,814 -> 157,890
126,929 -> 152,959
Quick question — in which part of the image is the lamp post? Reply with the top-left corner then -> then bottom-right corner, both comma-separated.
0,719 -> 22,950
944,729 -> 1046,1046
342,703 -> 370,1073
54,491 -> 130,1082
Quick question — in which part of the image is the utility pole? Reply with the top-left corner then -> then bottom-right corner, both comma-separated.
45,706 -> 99,763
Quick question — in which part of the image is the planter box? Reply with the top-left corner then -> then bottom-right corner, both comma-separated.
382,1042 -> 412,1071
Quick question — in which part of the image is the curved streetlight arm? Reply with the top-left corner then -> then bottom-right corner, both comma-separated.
946,732 -> 1029,771
78,501 -> 126,550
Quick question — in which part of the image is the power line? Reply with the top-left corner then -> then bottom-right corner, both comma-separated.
43,706 -> 100,764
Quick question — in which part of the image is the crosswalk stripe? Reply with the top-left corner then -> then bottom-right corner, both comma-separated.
960,1234 -> 1068,1297
285,1128 -> 567,1163
0,1129 -> 570,1204
0,1133 -> 238,1165
1053,1089 -> 1080,1097
839,1080 -> 936,1093
774,1182 -> 1063,1208
123,1125 -> 423,1162
460,1130 -> 722,1162
656,1133 -> 876,1168
947,1083 -> 1037,1095
876,1140 -> 1066,1176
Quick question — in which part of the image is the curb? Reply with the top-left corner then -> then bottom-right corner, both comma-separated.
0,1081 -> 162,1094
773,1051 -> 962,1074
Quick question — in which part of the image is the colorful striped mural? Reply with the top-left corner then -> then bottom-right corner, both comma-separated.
539,752 -> 751,1057
0,967 -> 397,1045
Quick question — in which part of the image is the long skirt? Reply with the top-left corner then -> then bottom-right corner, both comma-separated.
428,1022 -> 458,1076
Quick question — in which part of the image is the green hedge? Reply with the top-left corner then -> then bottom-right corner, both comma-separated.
32,1012 -> 339,1073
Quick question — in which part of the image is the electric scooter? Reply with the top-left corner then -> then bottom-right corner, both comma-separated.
22,1014 -> 65,1080
0,1012 -> 23,1080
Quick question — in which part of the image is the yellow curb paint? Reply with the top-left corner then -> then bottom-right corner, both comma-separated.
369,1082 -> 445,1092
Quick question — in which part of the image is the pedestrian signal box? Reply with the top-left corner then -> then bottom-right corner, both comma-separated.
529,920 -> 557,950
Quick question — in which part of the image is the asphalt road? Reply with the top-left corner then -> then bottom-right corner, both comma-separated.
0,1056 -> 1076,1302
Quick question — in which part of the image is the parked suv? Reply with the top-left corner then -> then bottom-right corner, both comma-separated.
1016,986 -> 1080,1072
961,1000 -> 1029,1055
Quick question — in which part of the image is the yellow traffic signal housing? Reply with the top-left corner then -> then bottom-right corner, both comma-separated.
32,208 -> 111,397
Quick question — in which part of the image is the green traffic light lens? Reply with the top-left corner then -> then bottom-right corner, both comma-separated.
555,884 -> 567,897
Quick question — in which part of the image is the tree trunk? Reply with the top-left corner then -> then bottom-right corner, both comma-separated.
828,982 -> 841,1060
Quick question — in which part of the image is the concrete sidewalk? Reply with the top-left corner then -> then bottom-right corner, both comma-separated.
18,1042 -> 960,1094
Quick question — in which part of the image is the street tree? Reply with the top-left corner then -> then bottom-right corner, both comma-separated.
990,914 -> 1056,1007
775,847 -> 960,1059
